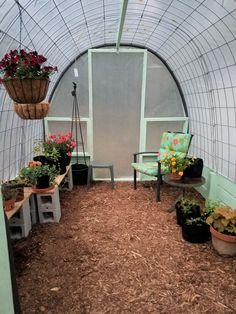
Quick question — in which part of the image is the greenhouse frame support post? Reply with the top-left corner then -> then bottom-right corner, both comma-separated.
0,194 -> 21,313
116,0 -> 129,52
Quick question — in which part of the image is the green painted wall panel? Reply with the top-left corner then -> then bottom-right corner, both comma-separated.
0,194 -> 14,314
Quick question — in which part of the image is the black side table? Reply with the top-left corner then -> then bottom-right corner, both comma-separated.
163,174 -> 206,212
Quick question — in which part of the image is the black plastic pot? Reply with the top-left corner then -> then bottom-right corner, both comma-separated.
72,164 -> 88,185
36,175 -> 50,189
183,158 -> 203,178
182,222 -> 210,243
58,156 -> 67,175
175,202 -> 201,226
33,155 -> 47,165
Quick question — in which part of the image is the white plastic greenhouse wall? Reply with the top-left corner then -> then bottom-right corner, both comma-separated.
0,1 -> 236,312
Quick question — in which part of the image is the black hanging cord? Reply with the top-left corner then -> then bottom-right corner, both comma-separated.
71,82 -> 87,165
16,0 -> 23,49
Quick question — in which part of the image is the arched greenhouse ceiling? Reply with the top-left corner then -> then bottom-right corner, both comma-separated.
0,0 -> 236,182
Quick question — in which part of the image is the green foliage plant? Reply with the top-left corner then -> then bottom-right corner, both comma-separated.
20,164 -> 58,186
206,205 -> 236,235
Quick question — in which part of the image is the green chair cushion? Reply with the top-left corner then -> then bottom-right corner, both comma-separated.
131,162 -> 169,177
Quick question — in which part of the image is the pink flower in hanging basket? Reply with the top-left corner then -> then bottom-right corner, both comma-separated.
0,49 -> 57,81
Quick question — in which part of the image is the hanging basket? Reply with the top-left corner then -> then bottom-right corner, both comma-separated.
13,101 -> 50,119
3,78 -> 50,104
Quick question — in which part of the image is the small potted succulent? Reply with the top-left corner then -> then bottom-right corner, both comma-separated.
1,184 -> 16,211
20,161 -> 59,190
2,178 -> 25,202
206,205 -> 236,257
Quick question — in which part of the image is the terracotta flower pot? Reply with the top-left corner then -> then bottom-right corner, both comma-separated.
4,198 -> 15,212
210,226 -> 236,257
170,172 -> 182,181
3,78 -> 49,103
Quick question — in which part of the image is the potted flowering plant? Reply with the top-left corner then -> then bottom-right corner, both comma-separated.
47,132 -> 76,160
160,151 -> 193,180
0,49 -> 57,104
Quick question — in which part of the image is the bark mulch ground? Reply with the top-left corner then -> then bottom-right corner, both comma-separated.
13,182 -> 236,314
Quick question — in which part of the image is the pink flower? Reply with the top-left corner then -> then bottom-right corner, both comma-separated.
173,139 -> 179,145
66,152 -> 71,157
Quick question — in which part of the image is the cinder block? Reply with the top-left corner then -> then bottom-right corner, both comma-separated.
9,199 -> 32,239
37,186 -> 61,223
38,207 -> 61,223
36,187 -> 60,211
29,195 -> 38,224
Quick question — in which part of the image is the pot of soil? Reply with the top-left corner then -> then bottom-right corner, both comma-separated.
72,164 -> 88,185
182,219 -> 210,243
36,175 -> 50,189
183,158 -> 203,179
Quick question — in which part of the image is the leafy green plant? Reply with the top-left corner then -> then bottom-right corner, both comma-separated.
33,139 -> 60,161
177,197 -> 200,216
206,205 -> 236,235
185,216 -> 207,226
20,164 -> 58,186
202,200 -> 222,219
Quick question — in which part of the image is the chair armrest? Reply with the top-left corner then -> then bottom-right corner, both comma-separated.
133,151 -> 159,162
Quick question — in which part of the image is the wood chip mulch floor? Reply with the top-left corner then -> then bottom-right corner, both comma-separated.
13,182 -> 236,314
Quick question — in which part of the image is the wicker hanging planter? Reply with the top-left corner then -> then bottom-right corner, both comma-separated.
13,101 -> 50,119
3,78 -> 49,104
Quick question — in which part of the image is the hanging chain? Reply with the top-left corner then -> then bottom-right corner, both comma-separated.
71,83 -> 87,165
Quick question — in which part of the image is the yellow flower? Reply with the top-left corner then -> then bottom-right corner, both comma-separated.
178,171 -> 183,176
165,146 -> 169,150
172,168 -> 177,173
171,157 -> 176,161
171,161 -> 176,166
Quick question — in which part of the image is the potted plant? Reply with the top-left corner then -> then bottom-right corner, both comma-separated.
160,151 -> 194,180
175,197 -> 201,225
0,49 -> 57,103
206,205 -> 236,257
1,184 -> 16,211
182,216 -> 210,243
2,178 -> 25,202
33,139 -> 60,166
183,157 -> 204,179
20,161 -> 59,190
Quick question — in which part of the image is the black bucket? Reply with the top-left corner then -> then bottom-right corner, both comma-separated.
72,164 -> 88,185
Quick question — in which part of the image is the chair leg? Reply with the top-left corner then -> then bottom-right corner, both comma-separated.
156,176 -> 161,202
156,162 -> 162,202
87,165 -> 92,189
134,170 -> 137,190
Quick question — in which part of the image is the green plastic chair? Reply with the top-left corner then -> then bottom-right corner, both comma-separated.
131,132 -> 193,201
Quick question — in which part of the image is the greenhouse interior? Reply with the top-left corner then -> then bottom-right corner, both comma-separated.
0,0 -> 236,313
